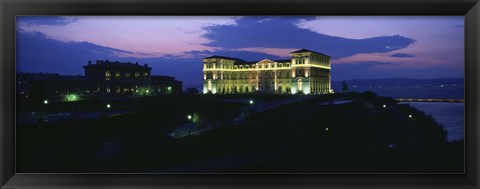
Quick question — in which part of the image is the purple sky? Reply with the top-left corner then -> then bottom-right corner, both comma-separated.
16,16 -> 464,86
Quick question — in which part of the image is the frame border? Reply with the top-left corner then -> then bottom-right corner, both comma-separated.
1,0 -> 479,188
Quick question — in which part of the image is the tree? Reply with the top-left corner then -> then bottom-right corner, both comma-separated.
185,87 -> 199,94
30,82 -> 47,105
342,81 -> 349,93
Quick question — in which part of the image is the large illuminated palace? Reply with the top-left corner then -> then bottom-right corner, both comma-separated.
203,49 -> 332,95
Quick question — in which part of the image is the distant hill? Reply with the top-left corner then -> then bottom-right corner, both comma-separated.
332,78 -> 464,88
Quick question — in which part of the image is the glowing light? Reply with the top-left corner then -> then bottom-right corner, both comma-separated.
106,104 -> 111,109
43,100 -> 48,104
409,114 -> 412,118
383,104 -> 387,108
249,100 -> 254,104
66,94 -> 78,101
325,128 -> 329,131
187,115 -> 192,120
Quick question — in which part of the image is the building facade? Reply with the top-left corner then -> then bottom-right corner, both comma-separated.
203,49 -> 332,95
83,60 -> 153,96
17,60 -> 182,103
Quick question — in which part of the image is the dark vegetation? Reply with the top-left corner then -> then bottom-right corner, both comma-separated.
16,92 -> 463,173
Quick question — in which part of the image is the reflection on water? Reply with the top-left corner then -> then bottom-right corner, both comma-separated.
401,102 -> 464,141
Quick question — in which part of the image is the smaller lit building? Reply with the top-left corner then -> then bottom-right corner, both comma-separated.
83,60 -> 152,97
17,60 -> 183,103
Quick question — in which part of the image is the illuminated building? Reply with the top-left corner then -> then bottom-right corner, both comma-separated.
202,49 -> 333,94
17,60 -> 182,102
83,60 -> 152,96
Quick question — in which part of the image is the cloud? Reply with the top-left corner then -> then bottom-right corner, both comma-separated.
16,16 -> 464,81
297,16 -> 464,69
391,53 -> 415,58
17,16 -> 239,58
233,47 -> 297,58
16,16 -> 78,26
16,31 -> 130,75
203,16 -> 415,59
184,49 -> 289,61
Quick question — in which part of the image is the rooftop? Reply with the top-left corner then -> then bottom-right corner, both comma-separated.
204,49 -> 329,64
290,49 -> 330,57
83,60 -> 152,69
204,56 -> 246,62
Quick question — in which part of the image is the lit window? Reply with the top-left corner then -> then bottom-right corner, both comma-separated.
115,72 -> 121,77
125,72 -> 131,77
135,72 -> 140,77
105,71 -> 111,80
144,72 -> 148,76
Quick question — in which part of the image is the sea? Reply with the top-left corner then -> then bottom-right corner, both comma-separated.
338,86 -> 465,142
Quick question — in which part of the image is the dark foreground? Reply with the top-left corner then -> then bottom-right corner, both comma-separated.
16,92 -> 464,173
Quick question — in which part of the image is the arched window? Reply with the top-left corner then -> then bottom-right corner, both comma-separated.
298,79 -> 303,92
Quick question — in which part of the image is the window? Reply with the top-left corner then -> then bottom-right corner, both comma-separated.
135,72 -> 140,77
105,71 -> 111,80
115,71 -> 121,78
144,72 -> 149,76
125,72 -> 131,77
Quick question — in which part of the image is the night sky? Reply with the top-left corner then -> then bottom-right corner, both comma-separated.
16,16 -> 464,87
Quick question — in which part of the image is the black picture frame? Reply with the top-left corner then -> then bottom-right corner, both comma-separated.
1,0 -> 479,188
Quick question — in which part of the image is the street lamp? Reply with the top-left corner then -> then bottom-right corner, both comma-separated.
106,104 -> 111,109
383,104 -> 386,108
249,99 -> 254,104
408,114 -> 412,118
187,115 -> 192,120
43,100 -> 48,104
